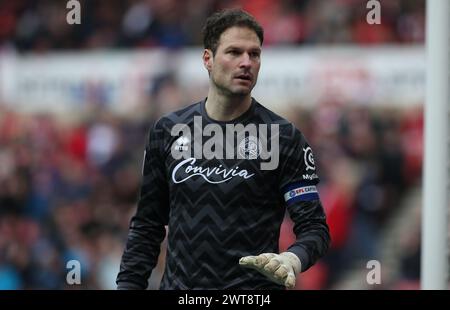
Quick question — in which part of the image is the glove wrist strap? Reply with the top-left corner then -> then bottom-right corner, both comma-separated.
280,252 -> 302,274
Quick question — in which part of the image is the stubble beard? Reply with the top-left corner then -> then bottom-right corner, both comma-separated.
211,76 -> 254,98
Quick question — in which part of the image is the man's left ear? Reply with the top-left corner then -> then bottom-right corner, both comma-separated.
203,49 -> 213,71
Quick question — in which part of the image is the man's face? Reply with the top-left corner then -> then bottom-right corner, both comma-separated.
204,26 -> 261,97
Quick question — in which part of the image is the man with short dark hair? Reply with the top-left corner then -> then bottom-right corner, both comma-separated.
116,9 -> 330,290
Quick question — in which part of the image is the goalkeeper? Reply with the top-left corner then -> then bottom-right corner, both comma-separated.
116,9 -> 330,290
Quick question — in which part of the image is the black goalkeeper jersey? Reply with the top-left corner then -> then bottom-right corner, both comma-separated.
116,98 -> 330,290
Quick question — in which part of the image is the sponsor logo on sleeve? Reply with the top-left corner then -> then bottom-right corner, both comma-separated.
174,136 -> 190,152
303,146 -> 316,171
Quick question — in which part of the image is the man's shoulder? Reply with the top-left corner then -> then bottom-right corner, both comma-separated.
155,101 -> 202,128
253,99 -> 299,137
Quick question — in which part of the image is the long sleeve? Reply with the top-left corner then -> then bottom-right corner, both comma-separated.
116,119 -> 169,289
278,125 -> 331,272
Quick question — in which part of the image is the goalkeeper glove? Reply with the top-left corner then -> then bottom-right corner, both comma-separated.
239,252 -> 301,289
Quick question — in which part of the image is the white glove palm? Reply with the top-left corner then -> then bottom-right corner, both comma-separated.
239,252 -> 301,289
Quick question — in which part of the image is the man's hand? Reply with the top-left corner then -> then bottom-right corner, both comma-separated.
239,252 -> 301,289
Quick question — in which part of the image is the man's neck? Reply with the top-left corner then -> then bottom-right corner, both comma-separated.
205,91 -> 252,122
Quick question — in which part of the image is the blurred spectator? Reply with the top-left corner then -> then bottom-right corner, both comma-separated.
0,0 -> 425,52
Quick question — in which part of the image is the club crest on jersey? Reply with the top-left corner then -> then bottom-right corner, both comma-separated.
238,136 -> 261,159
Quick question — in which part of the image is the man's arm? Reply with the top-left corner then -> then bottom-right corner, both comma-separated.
280,125 -> 330,271
284,197 -> 330,272
240,125 -> 330,288
116,120 -> 169,289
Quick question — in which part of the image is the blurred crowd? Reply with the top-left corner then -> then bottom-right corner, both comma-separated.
0,0 -> 425,52
0,105 -> 150,289
0,96 -> 424,289
284,101 -> 424,289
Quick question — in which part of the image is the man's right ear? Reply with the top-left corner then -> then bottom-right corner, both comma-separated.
203,49 -> 213,72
